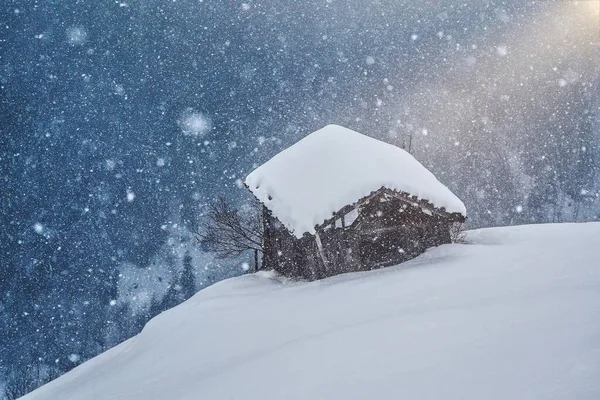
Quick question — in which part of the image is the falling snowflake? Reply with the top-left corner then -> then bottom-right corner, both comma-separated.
178,108 -> 211,137
114,83 -> 125,96
66,26 -> 88,45
33,223 -> 44,234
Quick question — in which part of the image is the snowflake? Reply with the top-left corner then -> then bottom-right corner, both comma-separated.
66,26 -> 88,45
178,108 -> 211,137
33,222 -> 44,234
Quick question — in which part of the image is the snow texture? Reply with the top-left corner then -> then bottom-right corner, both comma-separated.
22,222 -> 600,400
245,124 -> 466,238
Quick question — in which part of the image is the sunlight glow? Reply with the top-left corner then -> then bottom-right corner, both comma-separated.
390,1 -> 599,163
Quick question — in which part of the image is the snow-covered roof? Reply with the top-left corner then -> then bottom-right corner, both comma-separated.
245,124 -> 466,238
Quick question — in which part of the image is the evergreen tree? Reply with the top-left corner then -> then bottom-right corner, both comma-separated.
180,252 -> 196,302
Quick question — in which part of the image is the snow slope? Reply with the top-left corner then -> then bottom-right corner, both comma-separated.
22,223 -> 600,400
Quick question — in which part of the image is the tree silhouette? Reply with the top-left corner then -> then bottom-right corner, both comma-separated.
180,252 -> 196,301
196,197 -> 263,272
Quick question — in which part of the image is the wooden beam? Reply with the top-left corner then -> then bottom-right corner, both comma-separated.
359,226 -> 406,235
384,190 -> 447,218
314,186 -> 464,233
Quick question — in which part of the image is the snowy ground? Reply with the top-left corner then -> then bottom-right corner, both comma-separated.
22,223 -> 600,400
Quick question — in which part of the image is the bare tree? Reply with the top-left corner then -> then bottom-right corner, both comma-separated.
196,197 -> 264,271
449,222 -> 466,244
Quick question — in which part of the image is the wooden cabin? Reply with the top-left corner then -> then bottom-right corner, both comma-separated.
245,125 -> 466,280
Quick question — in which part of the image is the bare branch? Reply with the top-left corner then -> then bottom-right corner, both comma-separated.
450,222 -> 466,244
196,196 -> 264,269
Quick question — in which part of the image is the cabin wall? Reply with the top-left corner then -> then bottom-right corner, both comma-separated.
261,206 -> 278,271
262,207 -> 321,279
262,196 -> 457,280
348,195 -> 448,268
316,228 -> 362,277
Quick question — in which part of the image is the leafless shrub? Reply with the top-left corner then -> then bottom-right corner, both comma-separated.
450,222 -> 467,244
196,197 -> 263,271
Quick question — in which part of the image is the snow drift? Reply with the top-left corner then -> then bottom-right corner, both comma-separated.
21,223 -> 600,400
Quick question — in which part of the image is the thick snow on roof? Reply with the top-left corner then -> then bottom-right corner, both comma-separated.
245,124 -> 466,238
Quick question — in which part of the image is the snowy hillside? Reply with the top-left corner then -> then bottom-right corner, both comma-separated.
21,223 -> 600,400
